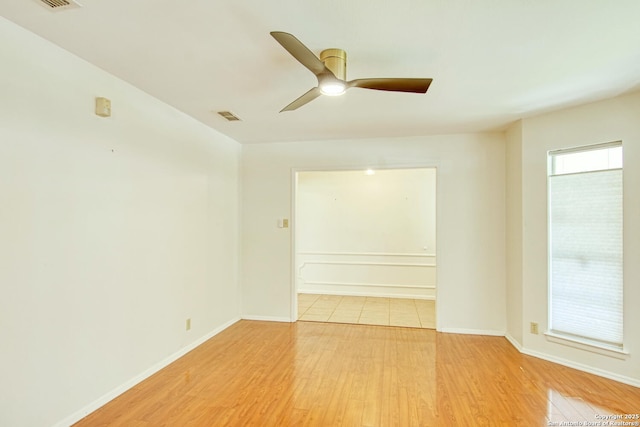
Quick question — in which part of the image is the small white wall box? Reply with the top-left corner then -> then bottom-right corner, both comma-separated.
95,97 -> 111,117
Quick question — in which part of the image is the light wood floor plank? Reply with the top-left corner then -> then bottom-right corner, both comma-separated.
74,320 -> 640,426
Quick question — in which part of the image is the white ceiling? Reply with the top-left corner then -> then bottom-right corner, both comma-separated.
2,0 -> 640,144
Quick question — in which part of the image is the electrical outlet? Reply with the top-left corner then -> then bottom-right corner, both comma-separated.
530,322 -> 539,334
186,318 -> 191,331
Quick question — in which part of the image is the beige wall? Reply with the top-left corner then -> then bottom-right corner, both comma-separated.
510,91 -> 640,385
0,17 -> 241,427
505,121 -> 524,345
241,134 -> 507,334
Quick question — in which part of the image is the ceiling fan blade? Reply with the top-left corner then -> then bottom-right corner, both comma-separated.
271,31 -> 331,77
280,87 -> 322,112
348,78 -> 433,93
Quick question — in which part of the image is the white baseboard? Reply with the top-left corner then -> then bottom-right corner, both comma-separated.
520,348 -> 640,389
504,333 -> 523,352
297,290 -> 435,300
53,317 -> 241,427
241,315 -> 293,323
438,327 -> 505,336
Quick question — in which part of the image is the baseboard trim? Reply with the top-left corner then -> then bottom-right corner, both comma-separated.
241,315 -> 293,323
297,290 -> 435,300
519,347 -> 640,389
53,317 -> 241,427
438,328 -> 505,336
504,333 -> 523,352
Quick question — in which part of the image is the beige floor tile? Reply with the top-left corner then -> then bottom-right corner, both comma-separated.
299,313 -> 331,322
390,298 -> 416,306
359,311 -> 389,321
365,297 -> 390,302
418,314 -> 436,329
317,295 -> 342,301
363,306 -> 389,311
417,312 -> 435,323
337,305 -> 364,313
337,300 -> 365,308
312,300 -> 341,309
417,311 -> 434,318
362,303 -> 389,310
358,316 -> 390,326
364,297 -> 389,303
363,305 -> 389,312
417,307 -> 435,317
389,306 -> 417,313
415,299 -> 435,309
298,294 -> 435,329
364,299 -> 389,305
390,311 -> 420,319
298,294 -> 320,303
390,317 -> 422,328
328,312 -> 361,324
364,303 -> 389,309
332,308 -> 362,317
390,313 -> 420,322
298,307 -> 310,317
340,296 -> 367,303
304,307 -> 336,316
390,306 -> 417,313
361,313 -> 389,321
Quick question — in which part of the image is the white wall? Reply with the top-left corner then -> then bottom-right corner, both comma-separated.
296,169 -> 436,299
0,17 -> 241,427
241,134 -> 506,334
297,169 -> 437,254
512,91 -> 640,385
505,121 -> 524,345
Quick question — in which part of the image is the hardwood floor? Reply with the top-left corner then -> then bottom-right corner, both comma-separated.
74,320 -> 640,426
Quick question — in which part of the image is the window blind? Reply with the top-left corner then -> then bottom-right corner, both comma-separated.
548,168 -> 623,347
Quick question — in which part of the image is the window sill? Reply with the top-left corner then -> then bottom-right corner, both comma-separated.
544,332 -> 630,360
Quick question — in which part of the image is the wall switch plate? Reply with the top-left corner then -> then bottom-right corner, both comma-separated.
186,318 -> 191,331
278,218 -> 289,228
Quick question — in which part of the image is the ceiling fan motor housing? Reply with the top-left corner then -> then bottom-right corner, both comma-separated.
320,48 -> 347,80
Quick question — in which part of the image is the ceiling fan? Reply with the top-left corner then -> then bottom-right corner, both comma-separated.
270,31 -> 433,112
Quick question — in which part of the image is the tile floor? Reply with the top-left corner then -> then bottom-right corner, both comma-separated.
297,294 -> 435,329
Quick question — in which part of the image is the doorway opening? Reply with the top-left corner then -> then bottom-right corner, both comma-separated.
292,167 -> 437,328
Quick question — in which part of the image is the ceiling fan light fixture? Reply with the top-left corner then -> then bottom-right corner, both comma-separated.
270,31 -> 432,111
319,81 -> 346,96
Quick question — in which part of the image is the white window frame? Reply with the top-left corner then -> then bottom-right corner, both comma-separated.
545,141 -> 627,358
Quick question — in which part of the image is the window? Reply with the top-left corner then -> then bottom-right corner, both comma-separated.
547,142 -> 623,351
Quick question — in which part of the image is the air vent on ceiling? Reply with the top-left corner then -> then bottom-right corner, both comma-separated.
36,0 -> 82,11
217,111 -> 241,122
